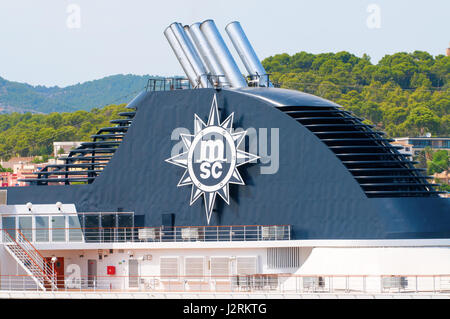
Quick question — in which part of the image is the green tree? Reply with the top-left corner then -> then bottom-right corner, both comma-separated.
405,107 -> 440,135
262,51 -> 449,138
427,150 -> 449,174
0,103 -> 128,160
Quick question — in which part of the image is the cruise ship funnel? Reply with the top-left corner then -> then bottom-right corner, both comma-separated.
168,22 -> 210,88
200,20 -> 247,88
189,22 -> 230,88
225,21 -> 273,87
163,26 -> 198,87
183,24 -> 211,76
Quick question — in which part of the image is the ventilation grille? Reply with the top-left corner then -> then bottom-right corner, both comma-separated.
210,257 -> 230,279
20,110 -> 136,185
278,105 -> 441,197
184,257 -> 205,279
236,257 -> 257,275
267,247 -> 302,269
160,257 -> 179,279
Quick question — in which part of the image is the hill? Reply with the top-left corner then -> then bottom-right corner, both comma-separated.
0,103 -> 128,160
263,51 -> 449,137
0,74 -> 153,113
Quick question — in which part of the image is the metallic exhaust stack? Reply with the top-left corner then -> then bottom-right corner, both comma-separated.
200,20 -> 247,88
225,21 -> 273,87
163,26 -> 198,87
189,22 -> 230,88
168,22 -> 210,88
183,25 -> 211,75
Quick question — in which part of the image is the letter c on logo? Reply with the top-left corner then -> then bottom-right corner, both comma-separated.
211,162 -> 223,179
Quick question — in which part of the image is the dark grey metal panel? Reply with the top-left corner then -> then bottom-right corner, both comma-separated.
126,90 -> 148,109
231,87 -> 341,107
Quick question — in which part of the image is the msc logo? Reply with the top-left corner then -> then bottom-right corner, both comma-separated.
197,139 -> 227,179
197,140 -> 226,163
166,94 -> 259,224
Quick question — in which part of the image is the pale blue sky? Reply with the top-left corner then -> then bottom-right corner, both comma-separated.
0,0 -> 448,87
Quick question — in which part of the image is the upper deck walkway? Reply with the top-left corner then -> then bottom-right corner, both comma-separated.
1,224 -> 291,247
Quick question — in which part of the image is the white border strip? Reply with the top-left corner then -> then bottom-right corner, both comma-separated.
32,238 -> 450,251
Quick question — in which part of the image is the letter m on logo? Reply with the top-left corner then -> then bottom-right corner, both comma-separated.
197,140 -> 225,163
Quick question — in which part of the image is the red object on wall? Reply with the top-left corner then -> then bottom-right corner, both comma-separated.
107,266 -> 116,275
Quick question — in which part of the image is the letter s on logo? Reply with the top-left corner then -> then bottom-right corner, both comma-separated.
199,162 -> 211,179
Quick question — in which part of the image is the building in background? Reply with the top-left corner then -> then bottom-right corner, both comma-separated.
53,141 -> 83,157
13,162 -> 45,183
433,170 -> 450,198
0,157 -> 34,170
434,170 -> 450,185
0,158 -> 47,187
393,137 -> 450,156
391,140 -> 414,161
0,141 -> 85,187
0,172 -> 18,187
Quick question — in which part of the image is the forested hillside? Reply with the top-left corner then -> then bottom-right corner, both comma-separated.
0,104 -> 127,160
0,74 -> 152,113
263,51 -> 449,137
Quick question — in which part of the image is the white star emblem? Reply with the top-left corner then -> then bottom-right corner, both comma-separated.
165,94 -> 260,224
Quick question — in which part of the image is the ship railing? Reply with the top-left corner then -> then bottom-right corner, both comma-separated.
246,72 -> 273,87
146,75 -> 229,91
1,274 -> 450,295
0,229 -> 57,290
146,77 -> 192,91
1,225 -> 291,244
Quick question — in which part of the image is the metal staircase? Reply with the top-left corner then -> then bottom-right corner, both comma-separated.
1,230 -> 57,291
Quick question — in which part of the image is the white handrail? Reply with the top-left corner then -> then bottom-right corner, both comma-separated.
0,274 -> 449,295
1,229 -> 57,290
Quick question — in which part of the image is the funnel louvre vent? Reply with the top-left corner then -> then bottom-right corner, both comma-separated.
278,105 -> 442,197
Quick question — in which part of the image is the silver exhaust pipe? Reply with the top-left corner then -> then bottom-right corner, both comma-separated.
169,22 -> 210,88
184,25 -> 211,75
164,26 -> 198,87
225,21 -> 272,87
200,20 -> 247,88
189,22 -> 230,88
